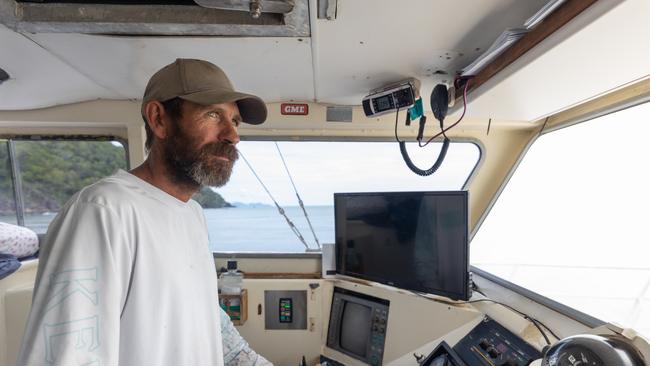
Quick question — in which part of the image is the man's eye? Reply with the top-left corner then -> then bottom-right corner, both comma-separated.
207,111 -> 219,119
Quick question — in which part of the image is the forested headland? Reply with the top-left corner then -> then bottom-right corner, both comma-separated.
0,140 -> 231,215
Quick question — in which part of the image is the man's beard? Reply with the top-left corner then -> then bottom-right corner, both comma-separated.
163,122 -> 238,188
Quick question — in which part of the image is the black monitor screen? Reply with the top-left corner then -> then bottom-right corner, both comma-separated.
339,302 -> 371,357
335,191 -> 469,300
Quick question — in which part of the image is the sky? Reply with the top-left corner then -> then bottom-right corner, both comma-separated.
214,141 -> 480,206
470,102 -> 650,335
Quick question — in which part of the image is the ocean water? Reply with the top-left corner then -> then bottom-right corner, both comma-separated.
205,206 -> 334,252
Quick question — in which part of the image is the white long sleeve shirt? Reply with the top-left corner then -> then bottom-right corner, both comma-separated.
18,170 -> 224,366
220,307 -> 272,366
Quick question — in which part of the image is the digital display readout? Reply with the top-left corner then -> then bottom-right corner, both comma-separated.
375,96 -> 393,111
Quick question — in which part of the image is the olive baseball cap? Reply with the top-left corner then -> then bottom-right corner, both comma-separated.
142,58 -> 267,124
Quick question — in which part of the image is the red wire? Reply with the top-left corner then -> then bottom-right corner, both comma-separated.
419,78 -> 472,147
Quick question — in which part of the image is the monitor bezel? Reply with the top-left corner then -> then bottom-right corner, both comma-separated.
334,190 -> 470,301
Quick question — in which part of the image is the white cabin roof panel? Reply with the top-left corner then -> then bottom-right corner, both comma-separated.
23,33 -> 316,104
0,24 -> 120,110
312,0 -> 549,106
2,0 -> 648,125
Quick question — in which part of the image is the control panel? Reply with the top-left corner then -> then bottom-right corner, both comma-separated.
368,307 -> 389,365
453,317 -> 542,366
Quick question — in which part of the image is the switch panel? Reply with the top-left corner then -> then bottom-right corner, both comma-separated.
279,298 -> 293,323
264,290 -> 307,330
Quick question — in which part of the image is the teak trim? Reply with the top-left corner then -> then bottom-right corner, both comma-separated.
460,0 -> 598,97
242,272 -> 321,279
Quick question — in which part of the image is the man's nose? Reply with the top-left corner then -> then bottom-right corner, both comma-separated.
219,122 -> 240,145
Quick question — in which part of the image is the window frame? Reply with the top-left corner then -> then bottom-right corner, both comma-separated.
0,134 -> 129,229
211,136 -> 484,255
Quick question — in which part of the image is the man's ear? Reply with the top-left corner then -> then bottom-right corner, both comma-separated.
143,101 -> 170,141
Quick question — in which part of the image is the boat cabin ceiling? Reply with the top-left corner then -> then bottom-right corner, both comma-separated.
2,1 -> 650,366
0,0 -> 646,122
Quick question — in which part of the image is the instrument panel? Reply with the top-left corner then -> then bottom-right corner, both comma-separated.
453,317 -> 542,366
417,317 -> 647,366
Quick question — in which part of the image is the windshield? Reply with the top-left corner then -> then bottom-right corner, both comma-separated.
204,140 -> 480,252
471,102 -> 650,337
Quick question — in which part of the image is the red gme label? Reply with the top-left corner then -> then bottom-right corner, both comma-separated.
281,103 -> 309,115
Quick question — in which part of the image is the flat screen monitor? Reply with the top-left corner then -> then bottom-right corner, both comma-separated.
334,191 -> 470,300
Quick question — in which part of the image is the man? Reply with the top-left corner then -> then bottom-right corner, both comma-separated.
18,59 -> 268,365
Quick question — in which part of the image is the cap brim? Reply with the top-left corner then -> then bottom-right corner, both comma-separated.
180,90 -> 267,125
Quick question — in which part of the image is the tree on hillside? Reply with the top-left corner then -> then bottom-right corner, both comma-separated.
16,141 -> 128,212
0,143 -> 16,215
0,140 -> 232,215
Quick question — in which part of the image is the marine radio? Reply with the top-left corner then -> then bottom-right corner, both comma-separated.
362,78 -> 420,117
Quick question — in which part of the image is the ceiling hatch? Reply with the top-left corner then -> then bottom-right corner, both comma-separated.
0,0 -> 309,36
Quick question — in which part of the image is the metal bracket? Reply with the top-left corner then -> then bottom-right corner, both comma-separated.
317,0 -> 337,20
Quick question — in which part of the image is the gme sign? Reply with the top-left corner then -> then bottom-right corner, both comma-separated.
281,103 -> 309,115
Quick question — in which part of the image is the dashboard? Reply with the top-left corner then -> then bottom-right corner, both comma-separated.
418,318 -> 646,366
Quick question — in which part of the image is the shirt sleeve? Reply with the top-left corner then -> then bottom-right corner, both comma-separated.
220,307 -> 273,366
17,199 -> 132,366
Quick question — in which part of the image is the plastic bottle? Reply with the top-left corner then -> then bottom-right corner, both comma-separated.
219,260 -> 243,295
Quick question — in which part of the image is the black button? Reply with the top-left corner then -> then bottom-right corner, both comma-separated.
479,339 -> 490,350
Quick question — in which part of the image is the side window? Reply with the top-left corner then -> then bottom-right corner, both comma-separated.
0,139 -> 128,234
471,102 -> 650,337
205,141 -> 481,253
